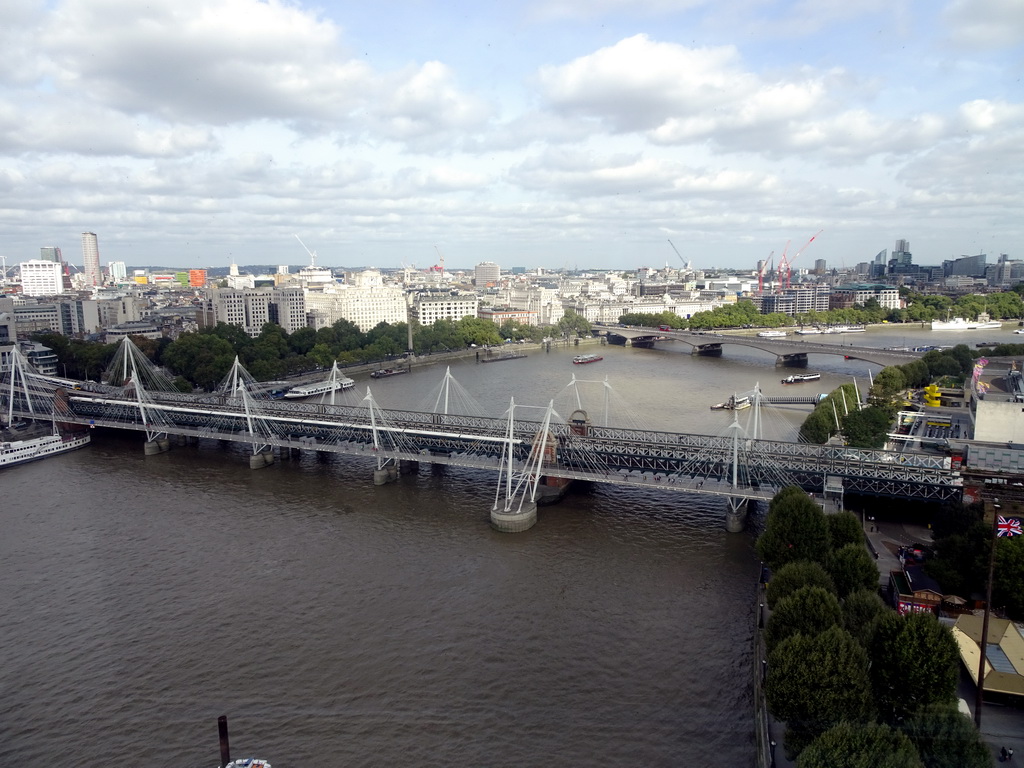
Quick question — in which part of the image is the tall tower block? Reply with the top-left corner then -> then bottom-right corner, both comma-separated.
81,232 -> 101,286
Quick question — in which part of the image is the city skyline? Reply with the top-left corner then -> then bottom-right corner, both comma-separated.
0,0 -> 1021,271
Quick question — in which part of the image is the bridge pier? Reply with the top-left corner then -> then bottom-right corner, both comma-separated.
249,447 -> 275,469
777,352 -> 808,367
373,464 -> 399,485
490,500 -> 538,532
143,438 -> 170,456
693,344 -> 723,356
725,497 -> 751,532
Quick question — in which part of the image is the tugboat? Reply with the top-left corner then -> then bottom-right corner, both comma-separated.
781,373 -> 821,385
370,368 -> 409,379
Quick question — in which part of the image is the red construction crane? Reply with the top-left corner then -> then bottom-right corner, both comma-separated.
778,230 -> 823,289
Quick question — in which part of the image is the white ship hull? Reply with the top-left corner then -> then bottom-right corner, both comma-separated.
1,430 -> 91,469
283,378 -> 355,399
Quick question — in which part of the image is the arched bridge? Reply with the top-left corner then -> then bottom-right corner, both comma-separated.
596,325 -> 923,367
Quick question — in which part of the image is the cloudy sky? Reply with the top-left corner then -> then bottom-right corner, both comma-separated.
1,0 -> 1022,272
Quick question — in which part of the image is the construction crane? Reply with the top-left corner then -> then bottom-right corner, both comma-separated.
667,239 -> 686,269
757,251 -> 774,294
778,230 -> 823,290
294,234 -> 318,266
433,245 -> 445,275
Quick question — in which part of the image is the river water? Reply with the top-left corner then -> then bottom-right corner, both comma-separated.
1,324 -> 1012,767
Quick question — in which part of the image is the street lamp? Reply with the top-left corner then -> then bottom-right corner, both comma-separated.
770,739 -> 777,768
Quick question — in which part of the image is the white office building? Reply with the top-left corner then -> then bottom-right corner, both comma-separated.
474,262 -> 501,287
81,232 -> 101,286
19,260 -> 65,296
410,293 -> 479,325
305,270 -> 406,331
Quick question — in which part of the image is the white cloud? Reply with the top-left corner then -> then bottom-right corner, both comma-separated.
944,0 -> 1024,48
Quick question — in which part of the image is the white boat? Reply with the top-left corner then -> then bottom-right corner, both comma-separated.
224,760 -> 271,768
838,325 -> 865,333
1015,329 -> 1024,335
710,395 -> 751,411
932,312 -> 1002,331
757,330 -> 787,338
795,328 -> 822,335
572,354 -> 603,364
781,373 -> 821,384
1,422 -> 91,469
283,377 -> 354,399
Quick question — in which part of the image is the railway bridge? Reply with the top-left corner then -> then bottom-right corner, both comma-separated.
3,339 -> 962,533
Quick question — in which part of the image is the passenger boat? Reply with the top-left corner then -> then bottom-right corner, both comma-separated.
223,760 -> 271,768
370,368 -> 408,379
1,421 -> 91,469
283,377 -> 354,399
572,354 -> 603,364
757,330 -> 787,338
781,373 -> 821,385
795,328 -> 822,335
710,395 -> 751,411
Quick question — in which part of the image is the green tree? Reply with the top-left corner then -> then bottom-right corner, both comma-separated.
842,588 -> 888,647
900,703 -> 991,768
994,534 -> 1024,619
766,626 -> 875,757
842,406 -> 893,448
797,722 -> 923,768
827,510 -> 864,550
765,585 -> 843,652
766,561 -> 836,609
869,611 -> 960,723
756,487 -> 832,570
869,366 -> 907,409
557,310 -> 592,337
826,543 -> 880,598
161,332 -> 236,391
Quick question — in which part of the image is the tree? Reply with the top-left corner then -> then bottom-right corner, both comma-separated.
842,588 -> 888,647
756,487 -> 831,570
766,626 -> 875,757
827,510 -> 864,550
869,611 -> 960,723
994,534 -> 1024,619
766,561 -> 836,609
161,332 -> 236,391
797,722 -> 923,768
900,703 -> 990,768
826,543 -> 880,598
765,585 -> 843,652
868,366 -> 907,408
842,406 -> 893,449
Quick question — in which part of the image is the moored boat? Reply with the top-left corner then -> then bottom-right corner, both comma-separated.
479,352 -> 527,363
572,353 -> 603,364
370,368 -> 408,379
1,421 -> 91,469
795,328 -> 822,335
283,377 -> 354,399
710,395 -> 751,410
757,330 -> 787,338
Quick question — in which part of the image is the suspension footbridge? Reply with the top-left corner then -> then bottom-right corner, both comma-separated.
3,339 -> 963,532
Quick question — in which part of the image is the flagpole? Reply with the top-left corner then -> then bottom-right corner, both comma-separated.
974,500 -> 1001,729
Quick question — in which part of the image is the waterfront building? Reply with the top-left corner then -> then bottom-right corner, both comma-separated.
269,284 -> 308,334
304,270 -> 406,331
410,292 -> 479,325
81,232 -> 101,286
502,286 -> 564,325
478,306 -> 536,326
829,284 -> 901,311
19,260 -> 65,297
200,287 -> 271,337
747,284 -> 831,316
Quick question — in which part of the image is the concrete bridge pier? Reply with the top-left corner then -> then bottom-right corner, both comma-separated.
490,500 -> 538,532
693,344 -> 723,357
373,463 -> 399,485
778,352 -> 808,367
725,497 -> 750,532
249,447 -> 275,469
143,437 -> 170,455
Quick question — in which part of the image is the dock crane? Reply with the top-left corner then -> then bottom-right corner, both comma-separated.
778,230 -> 823,290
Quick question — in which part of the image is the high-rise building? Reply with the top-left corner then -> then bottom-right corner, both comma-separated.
474,262 -> 501,287
39,246 -> 63,263
813,259 -> 827,274
81,232 -> 101,286
19,260 -> 65,296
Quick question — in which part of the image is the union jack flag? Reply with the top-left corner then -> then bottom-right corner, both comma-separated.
997,516 -> 1023,537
